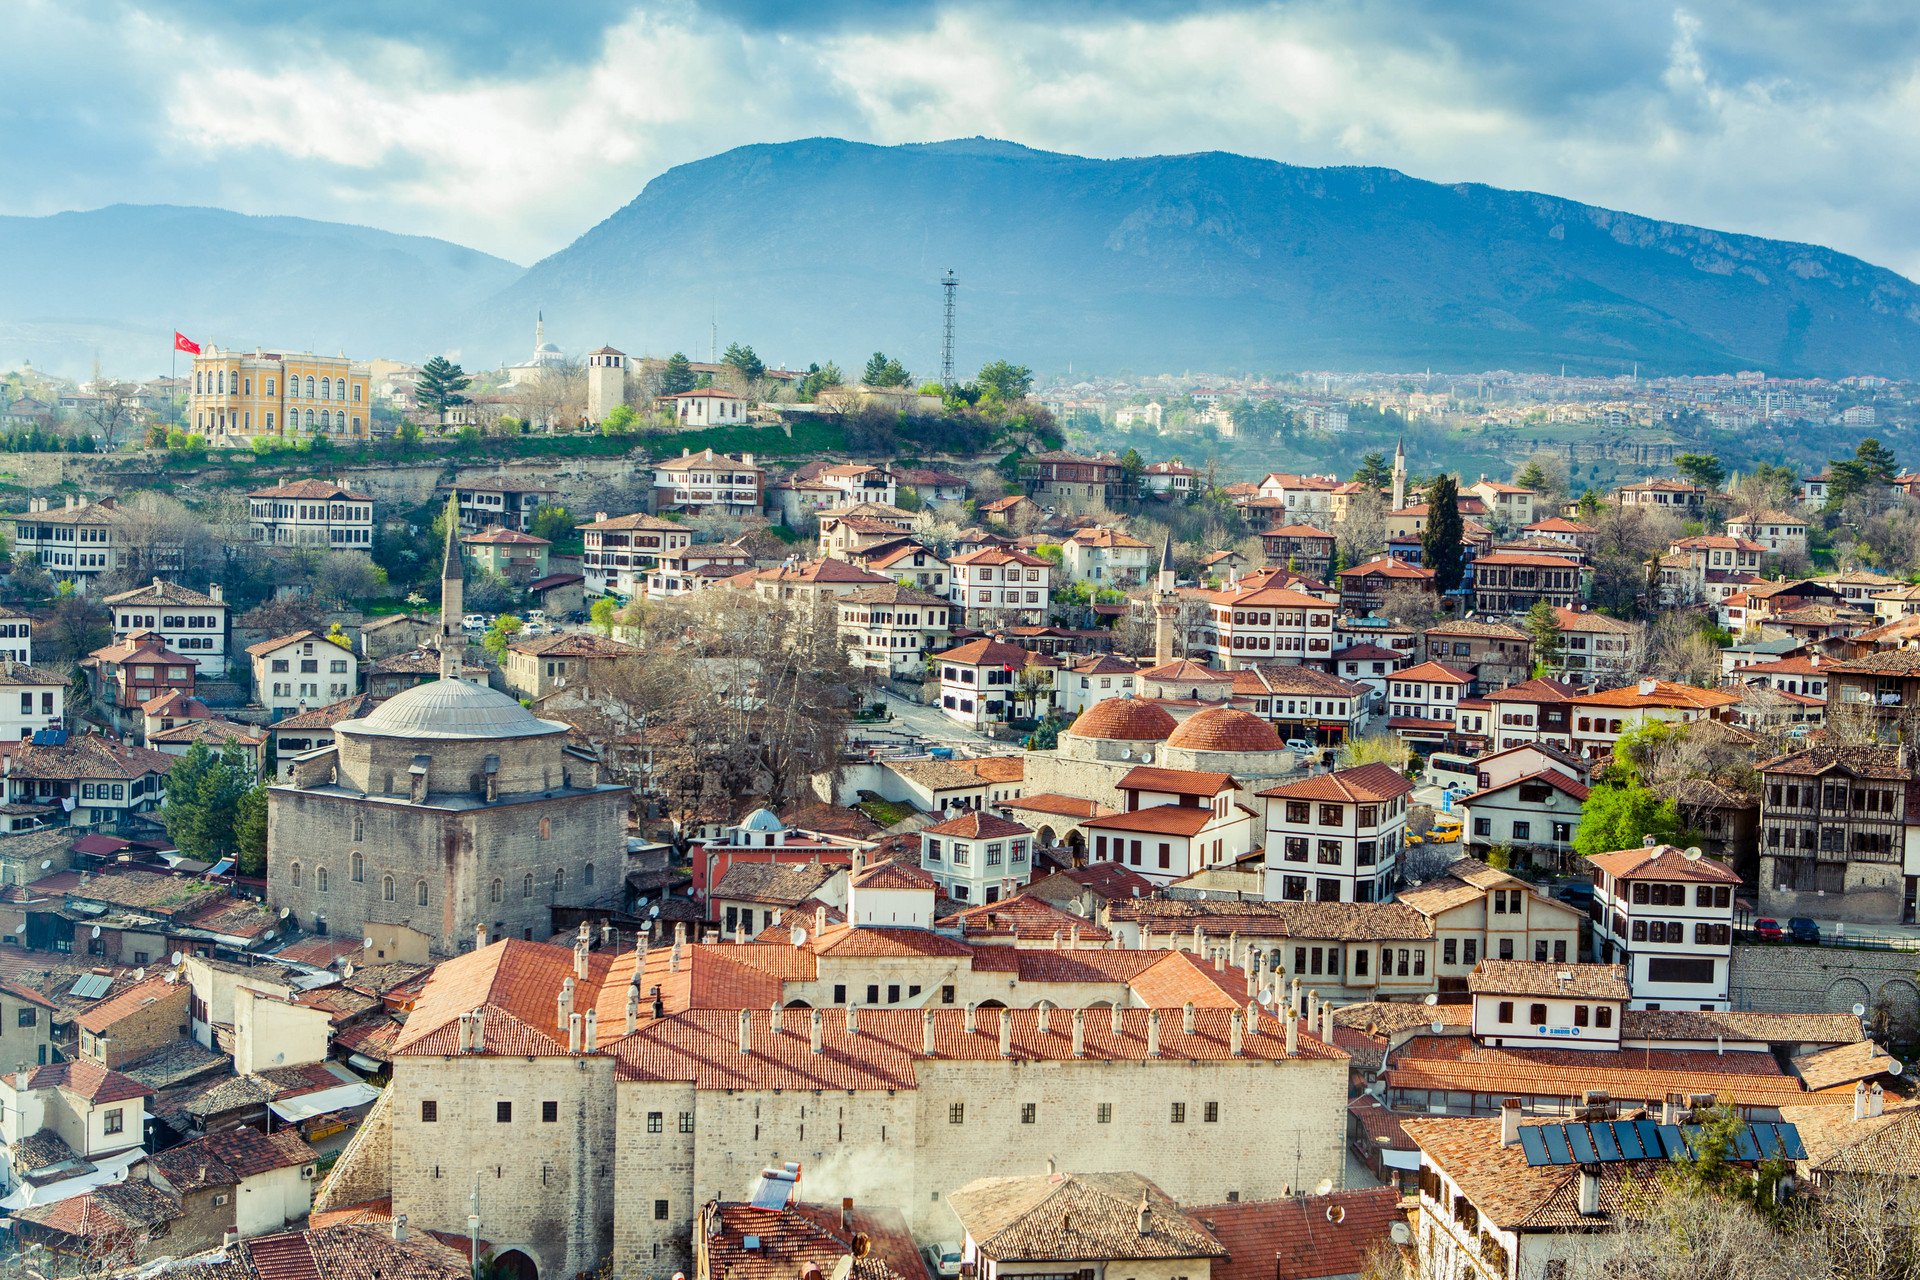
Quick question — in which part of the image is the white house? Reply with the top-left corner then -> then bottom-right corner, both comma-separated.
1060,527 -> 1154,586
1586,842 -> 1740,1009
1082,792 -> 1256,885
948,547 -> 1052,627
1461,769 -> 1589,868
652,448 -> 765,517
919,810 -> 1034,904
1056,655 -> 1140,717
1463,477 -> 1538,529
1187,584 -> 1338,671
0,1060 -> 153,1198
836,585 -> 950,676
1258,762 -> 1412,903
1567,680 -> 1741,761
846,857 -> 938,927
578,512 -> 690,598
1725,510 -> 1809,558
0,607 -> 35,664
661,387 -> 748,427
935,638 -> 1039,729
1384,660 -> 1472,740
246,479 -> 375,554
1468,960 -> 1628,1051
246,630 -> 359,721
0,663 -> 67,743
859,542 -> 951,597
103,579 -> 230,675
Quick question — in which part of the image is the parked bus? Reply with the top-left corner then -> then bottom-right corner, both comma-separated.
1422,752 -> 1478,791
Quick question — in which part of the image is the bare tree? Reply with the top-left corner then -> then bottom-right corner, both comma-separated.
1378,585 -> 1441,632
102,492 -> 226,590
81,378 -> 142,448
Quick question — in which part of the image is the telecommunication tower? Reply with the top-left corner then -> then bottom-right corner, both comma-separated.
941,270 -> 958,390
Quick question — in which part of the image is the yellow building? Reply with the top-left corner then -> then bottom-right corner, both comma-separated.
186,345 -> 372,445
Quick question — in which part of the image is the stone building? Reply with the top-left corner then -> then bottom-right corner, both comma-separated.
266,520 -> 628,951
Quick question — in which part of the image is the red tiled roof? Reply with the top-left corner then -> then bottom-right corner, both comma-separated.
1462,768 -> 1590,805
12,1058 -> 155,1104
75,974 -> 183,1033
1571,680 -> 1740,709
1166,705 -> 1281,752
999,793 -> 1117,821
1118,766 -> 1237,796
1083,805 -> 1218,837
1257,762 -> 1414,803
1195,1188 -> 1403,1280
940,638 -> 1037,668
1391,660 -> 1472,684
1585,842 -> 1743,883
922,811 -> 1030,840
850,860 -> 938,891
1069,697 -> 1178,741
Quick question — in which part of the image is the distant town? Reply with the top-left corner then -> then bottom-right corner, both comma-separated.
0,315 -> 1911,1280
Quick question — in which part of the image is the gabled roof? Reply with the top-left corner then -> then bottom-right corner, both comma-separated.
1569,680 -> 1740,709
922,811 -> 1030,840
948,1172 -> 1225,1262
270,692 -> 382,731
245,630 -> 350,658
103,579 -> 225,608
249,479 -> 372,501
1585,843 -> 1745,884
1462,768 -> 1590,805
1756,743 -> 1912,779
1467,960 -> 1628,999
1482,677 -> 1581,704
11,1058 -> 154,1104
849,859 -> 938,891
1116,765 -> 1237,796
940,638 -> 1034,668
1196,1188 -> 1404,1280
148,1125 -> 317,1191
1390,660 -> 1473,684
1257,762 -> 1414,803
75,975 -> 183,1033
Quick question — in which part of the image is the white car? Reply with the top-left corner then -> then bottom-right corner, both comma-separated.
461,614 -> 489,631
1284,739 -> 1316,754
527,609 -> 548,623
923,1244 -> 962,1279
521,622 -> 549,637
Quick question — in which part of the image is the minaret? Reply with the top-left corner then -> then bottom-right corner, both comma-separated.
1391,437 -> 1407,511
535,311 -> 545,355
439,498 -> 464,680
1152,534 -> 1179,667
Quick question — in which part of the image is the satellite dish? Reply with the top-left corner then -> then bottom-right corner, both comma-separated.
648,905 -> 661,919
789,925 -> 807,947
263,929 -> 276,941
133,968 -> 145,981
38,860 -> 50,870
1140,751 -> 1153,764
1121,748 -> 1133,760
1325,1204 -> 1345,1224
1257,988 -> 1275,1006
90,925 -> 101,939
1891,1061 -> 1905,1076
279,907 -> 291,919
363,937 -> 374,950
1390,1222 -> 1411,1245
1314,1179 -> 1334,1197
1683,846 -> 1703,861
170,952 -> 182,967
1423,993 -> 1439,1006
1854,1003 -> 1868,1017
1430,1022 -> 1443,1034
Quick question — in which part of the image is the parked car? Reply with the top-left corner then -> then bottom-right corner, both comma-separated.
1284,739 -> 1316,754
1428,817 -> 1463,843
1753,918 -> 1785,940
1788,916 -> 1822,943
462,613 -> 489,631
1553,883 -> 1595,910
922,1244 -> 962,1279
563,610 -> 588,624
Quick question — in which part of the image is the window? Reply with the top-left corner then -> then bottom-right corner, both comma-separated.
1473,818 -> 1492,837
316,867 -> 329,892
542,1101 -> 558,1122
1097,1103 -> 1112,1124
1535,939 -> 1549,962
104,1108 -> 123,1135
1170,1102 -> 1186,1123
1595,1007 -> 1613,1028
1443,938 -> 1457,966
1511,820 -> 1531,840
950,1103 -> 965,1124
351,852 -> 362,882
680,1112 -> 695,1133
1317,840 -> 1342,865
1204,1101 -> 1219,1123
655,1200 -> 670,1222
1529,1003 -> 1547,1025
490,878 -> 502,903
524,873 -> 534,898
291,862 -> 301,887
417,880 -> 428,906
647,1111 -> 664,1133
496,1101 -> 512,1123
1574,1004 -> 1590,1027
1021,1103 -> 1036,1124
383,876 -> 394,902
1463,939 -> 1477,965
1499,938 -> 1513,960
1497,1001 -> 1514,1024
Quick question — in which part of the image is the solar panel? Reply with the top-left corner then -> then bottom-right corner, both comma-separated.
1568,1125 -> 1599,1163
1518,1125 -> 1550,1167
1733,1126 -> 1762,1162
1633,1120 -> 1661,1159
67,973 -> 111,999
1591,1122 -> 1622,1162
1542,1124 -> 1573,1165
1656,1124 -> 1686,1159
748,1166 -> 799,1211
1774,1122 -> 1808,1161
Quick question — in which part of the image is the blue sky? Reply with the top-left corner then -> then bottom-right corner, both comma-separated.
10,0 -> 1920,275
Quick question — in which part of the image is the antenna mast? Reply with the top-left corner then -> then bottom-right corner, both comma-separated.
941,270 -> 958,391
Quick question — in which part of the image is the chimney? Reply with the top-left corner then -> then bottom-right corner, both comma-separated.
1246,1001 -> 1261,1038
1071,1008 -> 1086,1058
1136,1192 -> 1152,1236
1229,1009 -> 1244,1056
1643,834 -> 1656,847
1037,1004 -> 1050,1035
568,1012 -> 583,1053
224,1229 -> 240,1248
670,939 -> 682,973
210,583 -> 224,604
1637,678 -> 1656,695
846,1004 -> 859,1035
1577,1165 -> 1602,1217
557,977 -> 575,1031
1809,653 -> 1819,668
1069,924 -> 1080,949
596,512 -> 608,523
1870,1082 -> 1885,1117
651,986 -> 664,1020
1147,1008 -> 1161,1056
841,1198 -> 853,1233
1285,1009 -> 1298,1056
601,920 -> 614,947
583,1008 -> 597,1048
998,1007 -> 1012,1057
1192,924 -> 1205,954
1501,1099 -> 1522,1146
1321,1001 -> 1333,1046
810,1008 -> 824,1054
739,1008 -> 752,1055
1052,929 -> 1062,951
625,985 -> 640,1036
574,926 -> 590,979
770,1002 -> 784,1034
1045,1156 -> 1056,1177
1182,1002 -> 1195,1034
1308,990 -> 1320,1029
1854,1081 -> 1869,1122
923,1009 -> 936,1055
964,1003 -> 977,1034
815,905 -> 827,937
392,1215 -> 408,1242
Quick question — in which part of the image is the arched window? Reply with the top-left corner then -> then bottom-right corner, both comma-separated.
353,815 -> 362,841
382,875 -> 394,902
306,409 -> 315,427
321,378 -> 332,401
583,862 -> 594,887
320,410 -> 330,429
490,878 -> 502,904
316,867 -> 329,892
306,376 -> 315,398
350,852 -> 362,882
523,873 -> 534,898
416,880 -> 428,906
539,817 -> 550,840
553,868 -> 565,895
290,862 -> 302,887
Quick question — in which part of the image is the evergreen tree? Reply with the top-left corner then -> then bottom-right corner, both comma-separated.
660,352 -> 696,396
415,356 -> 470,417
799,362 -> 842,400
1515,459 -> 1552,493
976,360 -> 1034,402
1524,600 -> 1564,674
862,352 -> 911,387
160,742 -> 256,861
1672,453 -> 1726,491
1351,452 -> 1391,488
722,343 -> 765,383
234,785 -> 268,876
1420,474 -> 1465,596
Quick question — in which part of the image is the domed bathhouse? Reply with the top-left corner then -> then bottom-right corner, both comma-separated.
266,511 -> 626,951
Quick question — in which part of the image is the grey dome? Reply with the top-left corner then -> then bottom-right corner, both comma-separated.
337,678 -> 565,740
741,808 -> 783,832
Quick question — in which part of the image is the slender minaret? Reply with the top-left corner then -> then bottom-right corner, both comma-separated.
1152,534 -> 1179,666
1391,436 -> 1407,511
535,311 -> 545,354
439,497 -> 463,680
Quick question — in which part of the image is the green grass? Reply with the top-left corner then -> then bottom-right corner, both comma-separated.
854,793 -> 919,826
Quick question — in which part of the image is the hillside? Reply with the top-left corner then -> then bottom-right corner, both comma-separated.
483,137 -> 1920,379
0,205 -> 522,378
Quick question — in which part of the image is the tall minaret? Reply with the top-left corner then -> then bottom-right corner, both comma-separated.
1391,436 -> 1407,511
439,498 -> 464,680
1152,534 -> 1179,667
535,311 -> 545,355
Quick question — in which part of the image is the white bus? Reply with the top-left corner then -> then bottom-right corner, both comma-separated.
1422,752 -> 1479,791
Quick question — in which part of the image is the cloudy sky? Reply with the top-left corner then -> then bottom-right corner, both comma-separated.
10,0 -> 1920,275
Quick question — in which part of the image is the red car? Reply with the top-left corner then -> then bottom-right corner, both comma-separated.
1753,918 -> 1785,940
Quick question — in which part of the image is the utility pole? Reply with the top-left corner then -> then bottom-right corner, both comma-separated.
941,270 -> 958,391
469,1174 -> 481,1279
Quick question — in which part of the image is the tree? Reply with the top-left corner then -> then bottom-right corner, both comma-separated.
799,362 -> 842,400
722,343 -> 765,384
1572,784 -> 1694,861
160,741 -> 255,861
1420,474 -> 1465,595
313,553 -> 383,607
81,377 -> 142,448
1378,584 -> 1441,631
600,404 -> 639,436
1673,453 -> 1727,491
39,594 -> 110,665
590,597 -> 618,636
862,352 -> 911,388
416,356 -> 471,418
1515,451 -> 1568,500
660,353 -> 697,397
482,614 -> 523,659
1525,600 -> 1564,674
1827,437 -> 1901,507
234,784 -> 268,876
976,360 -> 1034,402
1351,452 -> 1392,489
1337,733 -> 1410,772
1337,488 -> 1389,565
528,504 -> 576,543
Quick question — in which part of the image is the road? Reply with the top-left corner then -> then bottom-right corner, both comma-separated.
867,691 -> 1001,752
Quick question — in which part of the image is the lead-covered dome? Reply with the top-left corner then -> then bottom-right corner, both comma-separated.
1068,698 -> 1178,742
338,678 -> 565,740
1165,705 -> 1282,753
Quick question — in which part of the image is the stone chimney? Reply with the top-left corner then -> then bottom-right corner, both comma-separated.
998,1007 -> 1012,1057
1229,1009 -> 1243,1056
1577,1165 -> 1602,1217
810,1008 -> 824,1054
567,1012 -> 584,1053
1037,1004 -> 1051,1035
1192,924 -> 1205,954
557,977 -> 574,1031
1147,1008 -> 1161,1056
1285,1009 -> 1298,1056
1854,1081 -> 1869,1122
624,985 -> 640,1036
1071,1008 -> 1086,1058
1110,1004 -> 1124,1035
474,922 -> 487,953
574,924 -> 591,979
815,905 -> 827,937
964,1003 -> 977,1034
770,1002 -> 784,1034
923,1009 -> 936,1054
1501,1099 -> 1522,1146
1182,1002 -> 1195,1034
209,583 -> 224,604
1321,1000 -> 1333,1046
1136,1193 -> 1152,1236
1870,1082 -> 1886,1117
582,1008 -> 597,1048
392,1215 -> 407,1242
739,1008 -> 752,1055
846,1004 -> 859,1035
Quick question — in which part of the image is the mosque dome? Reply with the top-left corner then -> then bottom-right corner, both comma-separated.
1068,698 -> 1178,742
339,678 -> 565,741
1165,705 -> 1282,754
740,808 -> 784,833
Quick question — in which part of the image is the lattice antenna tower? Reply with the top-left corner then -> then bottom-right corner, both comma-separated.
941,270 -> 958,390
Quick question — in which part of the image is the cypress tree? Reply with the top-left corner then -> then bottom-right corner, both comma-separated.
1421,474 -> 1465,596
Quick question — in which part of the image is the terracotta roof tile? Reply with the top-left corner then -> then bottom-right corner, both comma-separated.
1068,698 -> 1179,741
1584,843 -> 1743,884
1257,763 -> 1414,803
1195,1187 -> 1402,1280
950,1172 -> 1225,1262
1467,960 -> 1628,999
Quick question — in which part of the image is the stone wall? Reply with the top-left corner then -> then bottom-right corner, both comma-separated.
313,1085 -> 391,1212
1728,944 -> 1920,1034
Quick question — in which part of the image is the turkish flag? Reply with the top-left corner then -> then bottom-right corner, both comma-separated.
174,332 -> 201,355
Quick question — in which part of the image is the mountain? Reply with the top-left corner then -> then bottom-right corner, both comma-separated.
0,205 -> 521,378
483,137 -> 1920,380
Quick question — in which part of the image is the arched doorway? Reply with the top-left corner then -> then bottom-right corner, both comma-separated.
495,1251 -> 539,1280
1038,825 -> 1059,848
784,999 -> 813,1009
1066,830 -> 1085,860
